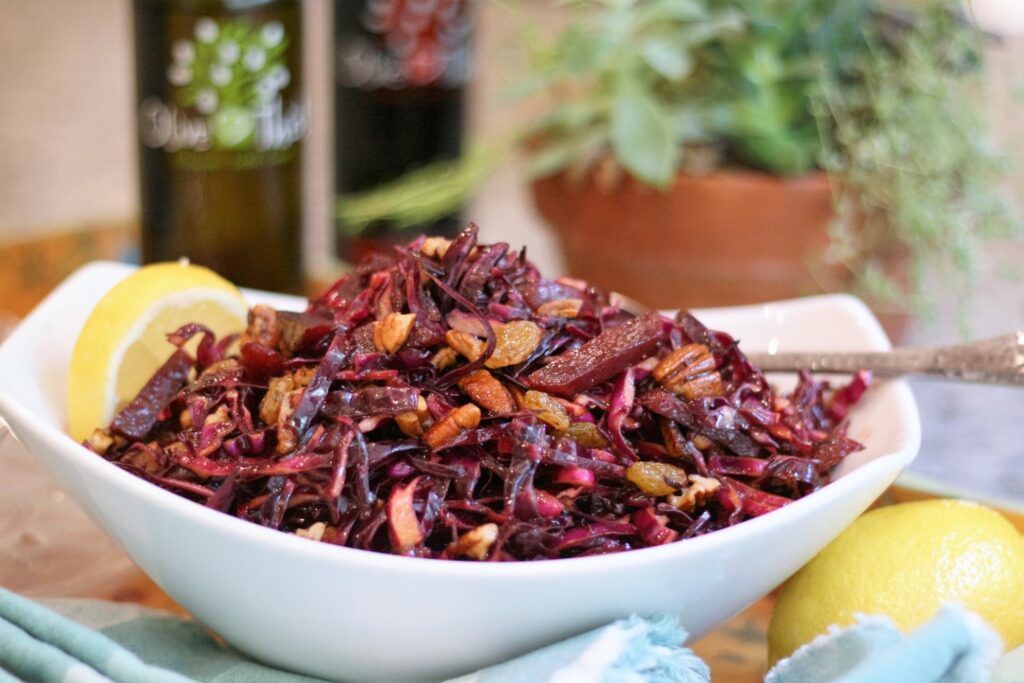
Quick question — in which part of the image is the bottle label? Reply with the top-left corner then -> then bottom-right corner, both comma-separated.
336,0 -> 472,90
140,15 -> 307,169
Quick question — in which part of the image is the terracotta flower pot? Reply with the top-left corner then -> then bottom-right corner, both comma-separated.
532,168 -> 911,339
532,168 -> 849,311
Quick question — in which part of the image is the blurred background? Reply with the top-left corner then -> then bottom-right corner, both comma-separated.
0,0 -> 1022,497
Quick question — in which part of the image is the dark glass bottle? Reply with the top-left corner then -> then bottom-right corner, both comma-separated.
134,0 -> 307,293
334,0 -> 473,264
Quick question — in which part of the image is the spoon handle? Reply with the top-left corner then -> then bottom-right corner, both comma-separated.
744,332 -> 1024,386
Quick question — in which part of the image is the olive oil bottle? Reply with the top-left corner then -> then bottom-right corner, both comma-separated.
134,0 -> 306,293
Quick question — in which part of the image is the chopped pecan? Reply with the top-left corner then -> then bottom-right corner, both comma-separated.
395,411 -> 423,437
291,366 -> 315,387
445,330 -> 485,362
295,522 -> 327,542
395,396 -> 431,438
420,236 -> 452,260
667,475 -> 721,512
260,375 -> 295,425
374,312 -> 417,354
86,429 -> 114,455
199,358 -> 241,379
241,304 -> 280,348
275,389 -> 304,453
422,403 -> 481,449
537,298 -> 583,318
691,434 -> 713,451
449,523 -> 499,560
653,344 -> 724,400
660,418 -> 686,458
204,405 -> 231,426
430,346 -> 459,370
458,370 -> 515,414
122,444 -> 164,474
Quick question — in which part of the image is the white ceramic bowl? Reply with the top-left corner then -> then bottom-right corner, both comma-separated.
0,262 -> 920,682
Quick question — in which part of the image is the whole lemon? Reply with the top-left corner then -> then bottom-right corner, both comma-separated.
768,499 -> 1024,664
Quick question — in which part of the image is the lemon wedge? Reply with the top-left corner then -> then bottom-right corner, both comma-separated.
68,261 -> 248,442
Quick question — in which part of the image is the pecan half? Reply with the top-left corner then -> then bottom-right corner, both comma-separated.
458,369 -> 516,414
652,343 -> 724,399
422,403 -> 481,449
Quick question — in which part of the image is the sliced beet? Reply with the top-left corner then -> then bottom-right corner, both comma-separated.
525,311 -> 667,396
110,349 -> 192,440
277,311 -> 335,356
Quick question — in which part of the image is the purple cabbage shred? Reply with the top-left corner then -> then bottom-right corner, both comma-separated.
88,225 -> 870,561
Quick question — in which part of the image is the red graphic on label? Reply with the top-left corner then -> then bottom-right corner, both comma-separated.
363,0 -> 467,87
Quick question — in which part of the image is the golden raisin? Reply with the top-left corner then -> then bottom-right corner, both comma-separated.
564,422 -> 610,448
625,461 -> 690,497
537,298 -> 583,318
523,390 -> 570,432
485,320 -> 542,369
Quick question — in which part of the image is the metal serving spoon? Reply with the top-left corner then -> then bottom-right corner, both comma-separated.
743,332 -> 1024,386
608,293 -> 1024,387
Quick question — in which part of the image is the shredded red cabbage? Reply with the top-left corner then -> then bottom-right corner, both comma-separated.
85,225 -> 870,561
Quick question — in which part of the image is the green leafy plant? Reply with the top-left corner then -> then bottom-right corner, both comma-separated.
814,5 -> 1015,314
336,0 -> 1017,315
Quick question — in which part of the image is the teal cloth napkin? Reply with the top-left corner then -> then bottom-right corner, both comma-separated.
765,603 -> 1010,683
3,585 -> 1021,683
0,587 -> 709,683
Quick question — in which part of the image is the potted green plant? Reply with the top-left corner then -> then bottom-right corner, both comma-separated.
524,0 -> 1015,330
336,0 -> 1016,335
